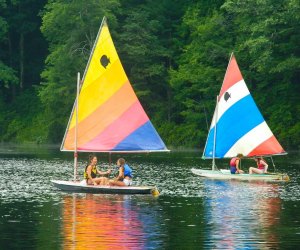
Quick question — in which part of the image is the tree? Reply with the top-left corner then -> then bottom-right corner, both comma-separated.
39,0 -> 120,142
0,1 -> 18,94
222,0 -> 300,148
0,0 -> 47,142
168,1 -> 228,147
1,0 -> 47,95
116,0 -> 194,146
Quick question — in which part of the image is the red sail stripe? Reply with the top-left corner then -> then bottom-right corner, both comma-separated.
247,135 -> 286,157
219,55 -> 243,99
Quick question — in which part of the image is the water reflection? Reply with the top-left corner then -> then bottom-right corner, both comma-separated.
203,180 -> 281,249
62,194 -> 163,249
0,147 -> 300,249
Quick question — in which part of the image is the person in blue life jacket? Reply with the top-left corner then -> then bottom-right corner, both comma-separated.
109,158 -> 133,186
84,154 -> 112,185
229,153 -> 244,174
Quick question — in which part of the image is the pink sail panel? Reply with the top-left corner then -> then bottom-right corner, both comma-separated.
63,81 -> 137,150
78,101 -> 149,151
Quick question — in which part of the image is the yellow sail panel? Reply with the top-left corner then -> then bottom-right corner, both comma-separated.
69,22 -> 128,129
63,82 -> 138,150
82,23 -> 115,90
69,63 -> 128,129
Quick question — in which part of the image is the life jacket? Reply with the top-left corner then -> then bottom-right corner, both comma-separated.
230,157 -> 238,167
84,165 -> 97,179
257,160 -> 265,170
124,164 -> 133,178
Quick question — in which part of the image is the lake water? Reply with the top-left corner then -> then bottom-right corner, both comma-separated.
0,144 -> 300,249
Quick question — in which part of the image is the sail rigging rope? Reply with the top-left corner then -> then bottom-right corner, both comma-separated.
270,156 -> 277,172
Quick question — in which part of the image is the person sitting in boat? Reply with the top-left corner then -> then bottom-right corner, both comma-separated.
84,154 -> 111,185
109,158 -> 133,186
230,153 -> 244,174
249,157 -> 268,174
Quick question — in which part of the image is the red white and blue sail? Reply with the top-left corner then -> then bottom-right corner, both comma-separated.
61,17 -> 168,152
203,54 -> 285,158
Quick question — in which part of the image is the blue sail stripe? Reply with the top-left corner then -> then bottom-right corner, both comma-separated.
203,128 -> 215,157
204,95 -> 264,158
112,121 -> 167,151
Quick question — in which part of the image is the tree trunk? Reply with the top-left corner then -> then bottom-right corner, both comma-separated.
8,32 -> 16,101
19,33 -> 24,90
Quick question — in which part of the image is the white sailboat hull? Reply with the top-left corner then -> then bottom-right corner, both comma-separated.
51,180 -> 155,194
191,168 -> 289,182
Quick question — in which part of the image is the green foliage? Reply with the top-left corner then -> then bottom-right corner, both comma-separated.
116,2 -> 169,116
168,0 -> 300,149
0,3 -> 18,89
39,0 -> 121,142
221,0 -> 300,149
0,15 -> 7,39
0,0 -> 48,90
0,88 -> 44,143
159,122 -> 207,148
169,5 -> 232,142
117,9 -> 166,96
0,61 -> 18,88
0,0 -> 299,150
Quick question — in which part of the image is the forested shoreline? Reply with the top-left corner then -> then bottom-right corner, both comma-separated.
0,0 -> 299,150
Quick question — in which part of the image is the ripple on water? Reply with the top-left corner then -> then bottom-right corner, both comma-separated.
0,157 -> 299,202
0,151 -> 300,249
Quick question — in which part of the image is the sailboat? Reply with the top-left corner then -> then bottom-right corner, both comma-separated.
51,17 -> 169,194
191,53 -> 289,182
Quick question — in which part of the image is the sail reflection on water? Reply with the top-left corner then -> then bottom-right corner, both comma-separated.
203,180 -> 280,249
62,194 -> 157,249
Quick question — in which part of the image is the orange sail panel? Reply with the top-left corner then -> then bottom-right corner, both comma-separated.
61,17 -> 167,152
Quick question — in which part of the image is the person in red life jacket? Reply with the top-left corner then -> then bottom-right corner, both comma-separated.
230,153 -> 244,174
84,154 -> 112,185
109,158 -> 133,186
249,157 -> 268,174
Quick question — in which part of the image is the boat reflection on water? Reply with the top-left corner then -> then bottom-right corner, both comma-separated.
203,179 -> 281,249
62,194 -> 160,249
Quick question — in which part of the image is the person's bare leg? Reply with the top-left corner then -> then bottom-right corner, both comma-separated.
93,177 -> 105,185
99,177 -> 109,185
251,168 -> 264,174
109,180 -> 125,186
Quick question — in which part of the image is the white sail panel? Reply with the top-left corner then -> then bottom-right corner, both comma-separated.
210,79 -> 250,129
224,121 -> 273,157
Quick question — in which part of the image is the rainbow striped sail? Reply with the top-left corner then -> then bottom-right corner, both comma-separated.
61,17 -> 168,152
203,53 -> 286,158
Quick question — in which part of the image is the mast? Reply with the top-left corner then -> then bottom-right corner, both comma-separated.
73,18 -> 106,179
60,17 -> 107,152
211,52 -> 234,169
212,95 -> 218,170
73,72 -> 80,181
